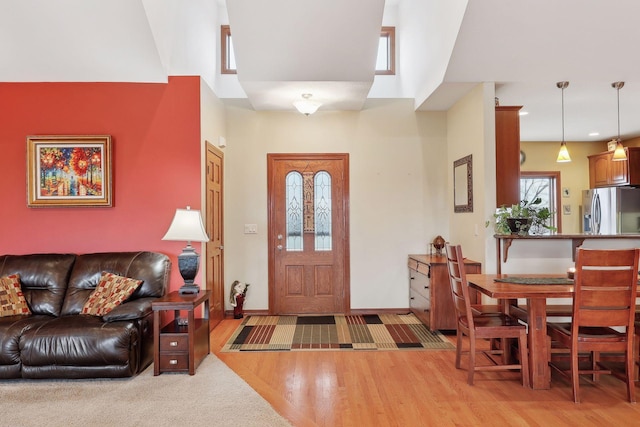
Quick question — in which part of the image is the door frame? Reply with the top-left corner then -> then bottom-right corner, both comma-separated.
267,153 -> 351,314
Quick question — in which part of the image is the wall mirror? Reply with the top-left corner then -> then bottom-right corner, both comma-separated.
454,154 -> 473,212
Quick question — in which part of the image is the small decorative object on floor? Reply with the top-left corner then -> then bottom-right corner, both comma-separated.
432,235 -> 446,256
230,280 -> 249,319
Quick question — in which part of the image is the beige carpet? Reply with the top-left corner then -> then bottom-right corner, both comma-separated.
0,356 -> 291,427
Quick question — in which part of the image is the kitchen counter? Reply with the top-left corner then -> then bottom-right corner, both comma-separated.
495,233 -> 640,273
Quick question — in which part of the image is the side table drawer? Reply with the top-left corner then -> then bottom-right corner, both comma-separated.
160,334 -> 189,352
159,353 -> 189,371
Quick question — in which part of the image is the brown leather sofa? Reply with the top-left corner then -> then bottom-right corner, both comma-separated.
0,251 -> 170,379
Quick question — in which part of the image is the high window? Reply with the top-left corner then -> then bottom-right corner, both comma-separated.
221,25 -> 236,74
376,27 -> 395,75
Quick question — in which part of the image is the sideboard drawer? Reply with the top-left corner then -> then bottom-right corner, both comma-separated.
410,271 -> 430,300
416,262 -> 430,277
410,288 -> 430,311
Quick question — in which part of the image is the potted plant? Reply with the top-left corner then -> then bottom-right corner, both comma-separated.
491,198 -> 556,236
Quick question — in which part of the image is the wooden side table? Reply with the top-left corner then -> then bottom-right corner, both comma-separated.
152,290 -> 211,375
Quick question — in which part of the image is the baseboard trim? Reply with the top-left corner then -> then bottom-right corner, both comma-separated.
225,308 -> 412,318
349,308 -> 412,316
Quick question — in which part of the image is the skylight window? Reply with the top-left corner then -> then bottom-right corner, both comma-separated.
221,25 -> 396,75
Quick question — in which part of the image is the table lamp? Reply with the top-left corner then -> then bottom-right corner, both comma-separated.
162,206 -> 210,294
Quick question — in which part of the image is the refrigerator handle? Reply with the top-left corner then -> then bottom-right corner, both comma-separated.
593,192 -> 601,234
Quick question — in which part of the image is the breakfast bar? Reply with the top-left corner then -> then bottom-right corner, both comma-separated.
495,234 -> 640,274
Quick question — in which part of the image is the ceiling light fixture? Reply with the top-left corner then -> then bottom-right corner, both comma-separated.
556,81 -> 571,163
293,93 -> 321,116
611,81 -> 627,161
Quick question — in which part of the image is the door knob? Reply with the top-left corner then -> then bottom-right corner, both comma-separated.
277,244 -> 283,250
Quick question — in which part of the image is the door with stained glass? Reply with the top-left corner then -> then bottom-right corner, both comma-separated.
267,153 -> 349,314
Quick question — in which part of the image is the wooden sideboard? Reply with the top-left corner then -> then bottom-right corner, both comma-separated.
408,254 -> 481,331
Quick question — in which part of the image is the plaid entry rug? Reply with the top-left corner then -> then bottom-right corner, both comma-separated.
221,313 -> 455,352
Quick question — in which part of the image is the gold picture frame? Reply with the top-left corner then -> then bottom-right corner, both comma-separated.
27,135 -> 112,207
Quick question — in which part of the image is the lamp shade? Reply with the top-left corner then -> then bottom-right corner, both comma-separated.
293,93 -> 321,116
556,141 -> 571,163
612,140 -> 628,161
162,206 -> 209,243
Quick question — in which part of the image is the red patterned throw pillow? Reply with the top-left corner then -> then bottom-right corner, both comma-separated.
81,272 -> 143,316
0,274 -> 31,317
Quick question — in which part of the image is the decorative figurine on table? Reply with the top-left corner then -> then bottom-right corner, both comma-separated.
432,235 -> 446,257
229,281 -> 250,319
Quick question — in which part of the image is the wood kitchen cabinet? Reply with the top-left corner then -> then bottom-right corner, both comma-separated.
588,147 -> 640,188
495,106 -> 522,207
408,254 -> 481,331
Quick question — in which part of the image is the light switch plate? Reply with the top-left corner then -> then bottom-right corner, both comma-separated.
244,224 -> 257,234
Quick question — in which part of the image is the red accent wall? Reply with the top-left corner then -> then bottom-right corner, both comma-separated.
0,76 -> 203,292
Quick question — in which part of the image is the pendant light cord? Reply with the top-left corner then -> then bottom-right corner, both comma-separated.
617,85 -> 621,142
562,85 -> 565,143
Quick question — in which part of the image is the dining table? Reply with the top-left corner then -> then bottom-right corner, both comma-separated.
465,273 -> 573,390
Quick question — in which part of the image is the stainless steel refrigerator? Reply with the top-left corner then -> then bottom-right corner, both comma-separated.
582,187 -> 640,234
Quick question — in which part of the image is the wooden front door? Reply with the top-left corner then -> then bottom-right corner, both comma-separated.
268,153 -> 350,315
206,142 -> 224,329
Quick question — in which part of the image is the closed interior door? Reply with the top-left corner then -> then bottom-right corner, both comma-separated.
206,142 -> 224,328
268,153 -> 350,315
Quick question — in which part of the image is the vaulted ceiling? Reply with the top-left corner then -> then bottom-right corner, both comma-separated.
3,0 -> 640,142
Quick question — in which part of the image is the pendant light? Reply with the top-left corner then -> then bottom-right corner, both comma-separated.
611,81 -> 627,161
556,81 -> 571,163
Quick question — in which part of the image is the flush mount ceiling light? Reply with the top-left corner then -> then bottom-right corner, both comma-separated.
293,93 -> 321,116
556,81 -> 571,163
611,81 -> 627,161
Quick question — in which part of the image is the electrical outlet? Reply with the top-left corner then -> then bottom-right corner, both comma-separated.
244,224 -> 258,234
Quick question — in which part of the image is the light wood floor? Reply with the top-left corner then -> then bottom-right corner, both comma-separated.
212,318 -> 640,427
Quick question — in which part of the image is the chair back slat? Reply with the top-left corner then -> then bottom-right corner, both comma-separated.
573,248 -> 639,331
580,310 -> 630,327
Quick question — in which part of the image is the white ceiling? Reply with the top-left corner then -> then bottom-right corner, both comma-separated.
3,0 -> 640,143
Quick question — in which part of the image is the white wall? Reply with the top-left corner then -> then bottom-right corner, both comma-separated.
446,83 -> 496,271
223,99 -> 449,311
199,79 -> 227,283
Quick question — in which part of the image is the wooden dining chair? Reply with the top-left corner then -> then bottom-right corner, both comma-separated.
444,244 -> 530,387
635,321 -> 640,381
547,248 -> 639,403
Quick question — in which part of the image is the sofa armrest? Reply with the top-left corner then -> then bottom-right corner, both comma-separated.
102,297 -> 155,322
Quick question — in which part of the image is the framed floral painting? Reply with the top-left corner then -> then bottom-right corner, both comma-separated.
27,135 -> 112,207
